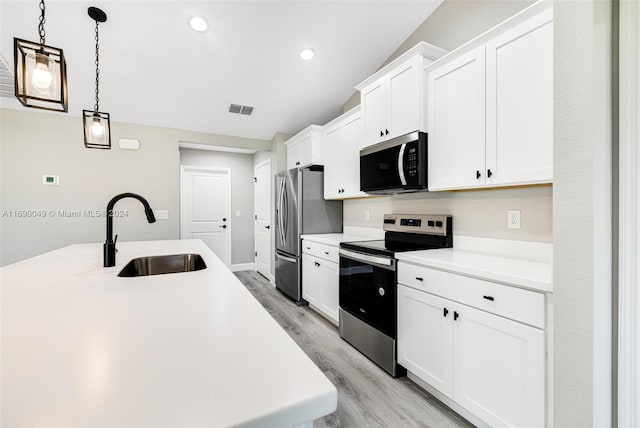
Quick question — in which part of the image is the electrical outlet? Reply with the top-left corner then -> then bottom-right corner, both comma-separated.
507,210 -> 521,229
364,209 -> 371,221
153,210 -> 169,220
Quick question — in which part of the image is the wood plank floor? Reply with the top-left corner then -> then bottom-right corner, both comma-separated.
235,271 -> 475,428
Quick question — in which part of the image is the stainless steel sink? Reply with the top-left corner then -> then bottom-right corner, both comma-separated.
118,254 -> 207,277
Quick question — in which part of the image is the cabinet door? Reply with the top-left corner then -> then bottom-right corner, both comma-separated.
397,285 -> 453,397
323,124 -> 343,199
286,140 -> 300,170
387,56 -> 422,139
319,261 -> 339,324
453,304 -> 545,428
302,254 -> 320,305
343,113 -> 367,198
361,76 -> 386,147
427,46 -> 486,190
297,132 -> 314,168
485,9 -> 553,186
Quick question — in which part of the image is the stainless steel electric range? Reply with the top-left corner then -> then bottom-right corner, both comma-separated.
338,213 -> 453,377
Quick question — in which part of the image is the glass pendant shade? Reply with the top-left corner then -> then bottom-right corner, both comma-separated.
83,110 -> 111,149
14,37 -> 68,112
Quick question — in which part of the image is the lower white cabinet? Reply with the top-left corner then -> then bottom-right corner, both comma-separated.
301,243 -> 339,325
398,264 -> 546,427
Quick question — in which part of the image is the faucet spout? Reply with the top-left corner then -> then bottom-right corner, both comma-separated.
104,192 -> 156,267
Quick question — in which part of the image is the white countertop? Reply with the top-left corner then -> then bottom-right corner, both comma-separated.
300,233 -> 377,247
396,247 -> 552,293
1,240 -> 337,427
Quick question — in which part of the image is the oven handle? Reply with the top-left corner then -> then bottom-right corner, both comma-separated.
339,249 -> 396,271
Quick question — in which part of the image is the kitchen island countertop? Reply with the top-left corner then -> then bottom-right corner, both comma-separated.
1,239 -> 337,427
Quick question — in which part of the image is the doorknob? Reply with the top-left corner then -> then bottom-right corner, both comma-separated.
220,225 -> 227,229
222,218 -> 227,222
265,225 -> 270,229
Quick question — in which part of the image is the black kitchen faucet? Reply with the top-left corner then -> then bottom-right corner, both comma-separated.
104,193 -> 156,267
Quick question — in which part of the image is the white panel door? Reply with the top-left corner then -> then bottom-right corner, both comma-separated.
181,166 -> 231,266
254,160 -> 271,279
361,76 -> 386,147
485,9 -> 553,186
387,57 -> 421,139
427,46 -> 486,190
397,285 -> 454,397
453,304 -> 545,428
319,261 -> 339,324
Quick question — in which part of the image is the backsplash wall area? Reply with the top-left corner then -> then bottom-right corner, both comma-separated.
343,185 -> 552,242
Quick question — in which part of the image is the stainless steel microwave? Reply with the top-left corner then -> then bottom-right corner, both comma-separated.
360,131 -> 427,194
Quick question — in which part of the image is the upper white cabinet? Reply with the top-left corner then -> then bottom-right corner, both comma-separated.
286,125 -> 324,170
356,42 -> 448,148
323,106 -> 367,199
427,7 -> 553,190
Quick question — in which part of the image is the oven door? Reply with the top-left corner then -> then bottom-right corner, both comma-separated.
339,249 -> 397,338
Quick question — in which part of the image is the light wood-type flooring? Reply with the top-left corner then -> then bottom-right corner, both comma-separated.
235,271 -> 474,428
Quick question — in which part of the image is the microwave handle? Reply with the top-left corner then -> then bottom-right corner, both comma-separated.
398,143 -> 407,185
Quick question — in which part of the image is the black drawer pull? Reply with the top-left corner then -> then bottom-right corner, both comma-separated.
324,251 -> 330,255
476,170 -> 481,179
306,247 -> 311,250
415,277 -> 423,281
483,295 -> 495,301
454,311 -> 459,321
443,307 -> 449,317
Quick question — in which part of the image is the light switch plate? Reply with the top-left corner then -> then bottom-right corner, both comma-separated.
507,210 -> 521,229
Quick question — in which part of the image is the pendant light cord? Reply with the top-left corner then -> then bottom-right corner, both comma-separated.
38,0 -> 46,45
94,19 -> 100,113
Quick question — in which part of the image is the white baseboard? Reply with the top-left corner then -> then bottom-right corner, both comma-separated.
231,262 -> 255,272
269,274 -> 275,286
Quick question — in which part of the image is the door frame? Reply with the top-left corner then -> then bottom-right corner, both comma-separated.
253,158 -> 272,280
618,1 -> 639,425
180,164 -> 232,266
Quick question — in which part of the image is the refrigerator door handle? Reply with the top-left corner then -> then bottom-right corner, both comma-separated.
275,252 -> 297,263
282,180 -> 288,245
278,179 -> 285,245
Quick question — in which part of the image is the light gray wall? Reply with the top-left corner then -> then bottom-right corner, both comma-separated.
0,108 -> 270,266
553,0 -> 613,426
271,132 -> 292,173
179,149 -> 255,266
343,0 -> 535,112
345,186 -> 552,242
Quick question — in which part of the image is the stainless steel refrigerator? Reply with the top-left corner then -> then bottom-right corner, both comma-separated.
275,166 -> 343,303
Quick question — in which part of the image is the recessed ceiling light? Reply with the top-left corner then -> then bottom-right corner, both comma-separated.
190,17 -> 208,32
300,48 -> 315,61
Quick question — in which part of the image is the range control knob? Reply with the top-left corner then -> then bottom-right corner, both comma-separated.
378,287 -> 385,296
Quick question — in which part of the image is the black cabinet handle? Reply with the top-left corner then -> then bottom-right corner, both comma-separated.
415,277 -> 423,281
222,218 -> 227,221
483,295 -> 495,301
380,130 -> 384,137
296,161 -> 300,165
454,311 -> 459,321
265,225 -> 270,229
306,246 -> 311,250
324,251 -> 329,255
221,225 -> 227,229
315,261 -> 320,267
443,307 -> 449,317
385,129 -> 389,135
487,169 -> 493,178
476,170 -> 481,179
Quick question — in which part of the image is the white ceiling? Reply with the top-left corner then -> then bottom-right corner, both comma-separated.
0,1 -> 443,141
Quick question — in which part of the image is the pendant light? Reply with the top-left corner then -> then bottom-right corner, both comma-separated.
83,7 -> 110,149
14,0 -> 68,112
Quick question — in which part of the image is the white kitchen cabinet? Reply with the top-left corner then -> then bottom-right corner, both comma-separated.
427,46 -> 486,190
453,303 -> 545,428
356,43 -> 447,148
398,284 -> 453,397
323,106 -> 367,199
397,262 -> 546,427
286,125 -> 324,170
426,8 -> 553,191
301,240 -> 339,325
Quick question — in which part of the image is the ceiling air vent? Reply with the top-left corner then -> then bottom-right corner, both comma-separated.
0,53 -> 14,98
228,103 -> 254,116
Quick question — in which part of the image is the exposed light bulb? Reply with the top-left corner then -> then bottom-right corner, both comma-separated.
32,62 -> 53,91
91,118 -> 105,138
190,17 -> 208,32
300,48 -> 315,61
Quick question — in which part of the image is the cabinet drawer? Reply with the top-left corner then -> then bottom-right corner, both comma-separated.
398,262 -> 453,300
452,275 -> 544,328
302,241 -> 339,263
